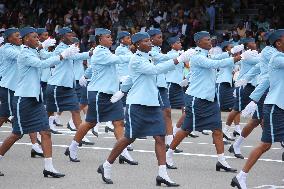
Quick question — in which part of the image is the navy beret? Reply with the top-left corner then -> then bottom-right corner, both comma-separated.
131,32 -> 150,44
220,41 -> 233,49
194,31 -> 210,42
58,27 -> 73,35
147,28 -> 162,37
269,29 -> 284,44
37,28 -> 47,35
95,28 -> 111,36
20,27 -> 37,38
4,28 -> 20,38
117,31 -> 131,41
167,36 -> 180,45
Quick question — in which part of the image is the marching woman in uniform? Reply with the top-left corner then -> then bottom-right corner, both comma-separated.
65,28 -> 137,166
231,29 -> 284,189
0,27 -> 79,177
223,38 -> 258,140
229,36 -> 277,159
97,31 -> 183,187
166,31 -> 240,173
46,27 -> 92,135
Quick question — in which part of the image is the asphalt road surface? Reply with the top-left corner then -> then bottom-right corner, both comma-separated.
0,110 -> 283,189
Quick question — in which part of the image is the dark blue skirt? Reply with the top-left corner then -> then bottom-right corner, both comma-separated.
216,82 -> 235,111
233,84 -> 255,112
45,85 -> 79,112
124,104 -> 166,139
75,80 -> 83,100
12,96 -> 49,135
85,91 -> 124,123
40,81 -> 47,105
167,82 -> 185,109
158,87 -> 171,110
0,87 -> 14,117
262,104 -> 284,143
79,85 -> 88,105
182,94 -> 222,132
252,90 -> 269,120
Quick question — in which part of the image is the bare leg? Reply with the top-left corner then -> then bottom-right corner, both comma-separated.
242,142 -> 271,172
212,129 -> 224,154
73,121 -> 96,143
29,132 -> 37,144
163,108 -> 173,135
40,131 -> 52,158
233,113 -> 240,125
0,133 -> 22,155
107,137 -> 134,163
71,110 -> 82,129
112,120 -> 124,140
169,129 -> 189,150
153,136 -> 166,165
241,119 -> 260,138
0,117 -> 9,127
226,110 -> 240,126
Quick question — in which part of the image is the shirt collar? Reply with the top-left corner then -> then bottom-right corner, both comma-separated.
136,50 -> 150,59
195,46 -> 208,56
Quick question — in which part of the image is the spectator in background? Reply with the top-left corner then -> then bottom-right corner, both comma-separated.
236,21 -> 246,38
83,10 -> 93,26
206,0 -> 216,34
255,14 -> 270,32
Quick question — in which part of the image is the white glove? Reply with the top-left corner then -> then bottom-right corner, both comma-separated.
79,76 -> 87,87
235,79 -> 248,87
119,75 -> 130,83
61,44 -> 80,59
184,48 -> 197,58
241,49 -> 259,60
231,44 -> 244,54
110,91 -> 124,103
41,37 -> 56,49
242,101 -> 257,117
0,36 -> 4,44
233,89 -> 236,98
179,79 -> 189,87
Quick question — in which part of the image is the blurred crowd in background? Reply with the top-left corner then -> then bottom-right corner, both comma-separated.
0,0 -> 283,51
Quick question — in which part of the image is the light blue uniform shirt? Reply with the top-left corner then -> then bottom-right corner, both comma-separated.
48,42 -> 90,88
126,50 -> 176,106
237,56 -> 260,86
166,49 -> 183,84
14,46 -> 61,100
39,48 -> 54,82
87,45 -> 131,94
0,46 -> 4,78
186,47 -> 234,102
150,46 -> 176,88
250,46 -> 277,102
214,52 -> 234,86
73,59 -> 85,81
115,44 -> 133,80
264,51 -> 284,110
0,43 -> 22,91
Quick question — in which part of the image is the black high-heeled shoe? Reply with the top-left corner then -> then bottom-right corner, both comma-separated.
50,129 -> 62,135
92,128 -> 98,137
64,148 -> 80,162
81,140 -> 95,145
0,171 -> 4,176
231,176 -> 242,189
31,149 -> 44,158
67,123 -> 77,131
156,176 -> 179,187
53,120 -> 63,127
105,126 -> 114,133
118,155 -> 138,165
188,132 -> 199,138
233,130 -> 240,137
127,146 -> 133,151
97,164 -> 113,184
216,161 -> 237,172
223,132 -> 235,141
282,152 -> 284,161
228,145 -> 244,159
43,169 -> 65,178
166,163 -> 177,169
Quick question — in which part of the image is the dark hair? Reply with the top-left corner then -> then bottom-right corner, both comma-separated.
95,35 -> 101,45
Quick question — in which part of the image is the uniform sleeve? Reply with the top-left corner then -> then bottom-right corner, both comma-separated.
131,57 -> 176,75
69,52 -> 90,61
152,51 -> 175,64
191,54 -> 234,69
121,77 -> 133,92
39,49 -> 54,59
242,64 -> 261,81
84,67 -> 93,79
4,47 -> 21,61
270,53 -> 284,69
20,54 -> 61,68
249,79 -> 270,102
93,51 -> 131,65
209,52 -> 230,60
